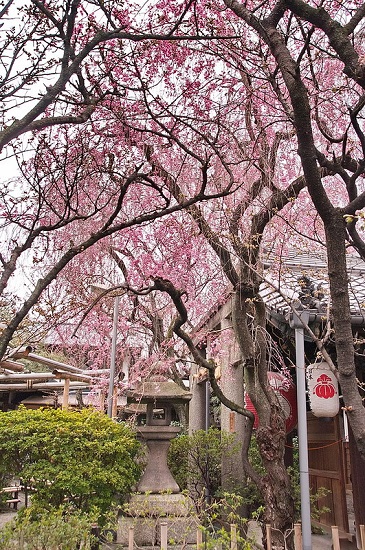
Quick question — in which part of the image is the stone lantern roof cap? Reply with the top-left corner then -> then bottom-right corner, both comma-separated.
127,378 -> 192,404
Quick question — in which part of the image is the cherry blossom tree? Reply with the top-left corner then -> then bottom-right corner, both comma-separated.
2,1 -> 365,547
0,0 -> 241,362
0,0 -> 221,150
218,0 -> 365,459
0,6 -> 327,544
2,25 -> 303,542
76,3 -> 365,543
0,114 -> 238,360
0,0 -> 231,359
59,39 -> 312,544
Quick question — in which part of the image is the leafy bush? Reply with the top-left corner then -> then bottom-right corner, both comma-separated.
0,407 -> 142,524
168,428 -> 239,500
0,507 -> 97,550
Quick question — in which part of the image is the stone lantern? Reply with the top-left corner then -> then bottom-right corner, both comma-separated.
127,378 -> 192,493
118,378 -> 197,546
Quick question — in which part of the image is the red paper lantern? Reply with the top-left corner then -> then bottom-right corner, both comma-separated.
245,372 -> 298,433
307,362 -> 339,418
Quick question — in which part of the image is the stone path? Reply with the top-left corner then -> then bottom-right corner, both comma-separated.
0,508 -> 16,529
0,488 -> 25,529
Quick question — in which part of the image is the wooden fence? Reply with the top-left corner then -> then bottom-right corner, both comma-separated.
125,522 -> 365,550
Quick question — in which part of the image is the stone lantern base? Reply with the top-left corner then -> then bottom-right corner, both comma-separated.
118,493 -> 199,546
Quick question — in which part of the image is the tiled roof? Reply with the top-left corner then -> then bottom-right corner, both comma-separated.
261,251 -> 365,320
195,250 -> 365,334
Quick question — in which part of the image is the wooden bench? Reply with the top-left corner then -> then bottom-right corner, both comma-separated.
5,497 -> 21,509
1,486 -> 21,510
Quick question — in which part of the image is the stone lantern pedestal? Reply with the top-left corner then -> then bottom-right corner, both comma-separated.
136,423 -> 180,494
118,379 -> 198,546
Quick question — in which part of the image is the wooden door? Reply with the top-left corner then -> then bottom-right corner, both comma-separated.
307,413 -> 349,535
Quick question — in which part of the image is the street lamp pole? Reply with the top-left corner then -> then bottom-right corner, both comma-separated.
90,284 -> 121,419
107,295 -> 120,418
290,308 -> 312,550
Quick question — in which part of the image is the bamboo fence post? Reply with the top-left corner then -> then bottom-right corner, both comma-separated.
265,524 -> 272,550
128,526 -> 134,550
230,524 -> 237,550
294,523 -> 302,550
197,528 -> 203,548
112,385 -> 118,418
62,378 -> 70,410
360,524 -> 365,550
99,390 -> 105,412
331,526 -> 340,550
161,522 -> 168,550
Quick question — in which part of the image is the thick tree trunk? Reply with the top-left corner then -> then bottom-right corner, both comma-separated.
325,213 -> 365,458
260,18 -> 365,462
232,284 -> 295,549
